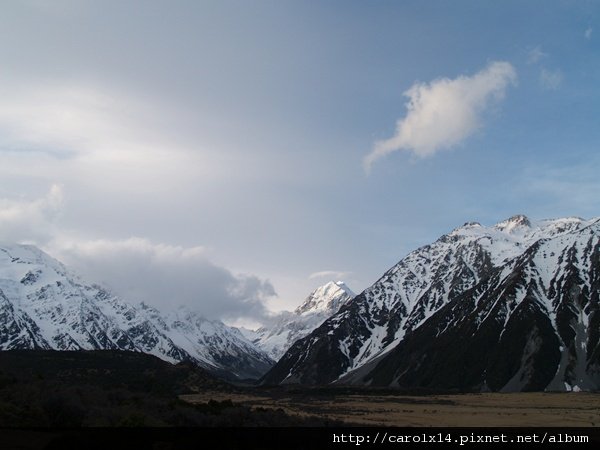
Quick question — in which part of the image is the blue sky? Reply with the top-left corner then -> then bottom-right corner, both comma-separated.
0,1 -> 598,325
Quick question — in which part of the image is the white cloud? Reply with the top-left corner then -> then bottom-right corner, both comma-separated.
585,27 -> 593,40
364,61 -> 517,171
0,184 -> 64,244
540,68 -> 563,90
308,270 -> 351,281
527,46 -> 547,64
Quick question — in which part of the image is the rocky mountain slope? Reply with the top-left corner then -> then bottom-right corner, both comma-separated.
0,244 -> 273,379
262,216 -> 600,392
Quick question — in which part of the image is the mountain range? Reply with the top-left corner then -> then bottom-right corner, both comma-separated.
0,244 -> 272,380
262,215 -> 600,392
0,243 -> 354,380
2,214 -> 599,392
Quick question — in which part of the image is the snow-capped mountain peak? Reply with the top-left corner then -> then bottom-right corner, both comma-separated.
294,281 -> 355,315
243,281 -> 355,361
493,214 -> 531,233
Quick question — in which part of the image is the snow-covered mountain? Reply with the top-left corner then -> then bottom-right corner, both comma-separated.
242,281 -> 354,361
0,244 -> 273,379
262,215 -> 600,392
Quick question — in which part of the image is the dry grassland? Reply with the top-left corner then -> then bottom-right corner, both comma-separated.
181,391 -> 600,427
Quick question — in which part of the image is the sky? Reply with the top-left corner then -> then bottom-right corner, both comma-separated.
0,0 -> 599,327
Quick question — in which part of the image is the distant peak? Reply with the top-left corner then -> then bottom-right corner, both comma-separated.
494,214 -> 531,232
462,221 -> 482,228
294,281 -> 354,315
332,280 -> 355,296
508,214 -> 531,225
447,221 -> 483,236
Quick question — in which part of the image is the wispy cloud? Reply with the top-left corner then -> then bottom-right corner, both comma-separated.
524,47 -> 563,92
0,84 -> 182,165
308,270 -> 351,281
527,46 -> 547,64
364,61 -> 517,171
0,81 -> 233,198
585,27 -> 593,40
540,68 -> 563,90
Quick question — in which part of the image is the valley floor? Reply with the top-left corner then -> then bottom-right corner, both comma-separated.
181,390 -> 600,427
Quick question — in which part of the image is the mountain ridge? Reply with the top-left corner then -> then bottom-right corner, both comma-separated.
261,215 -> 600,391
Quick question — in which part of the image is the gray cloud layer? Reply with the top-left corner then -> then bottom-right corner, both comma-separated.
55,237 -> 276,322
0,187 -> 276,323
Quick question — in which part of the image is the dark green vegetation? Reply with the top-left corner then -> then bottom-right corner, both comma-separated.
0,350 -> 343,427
